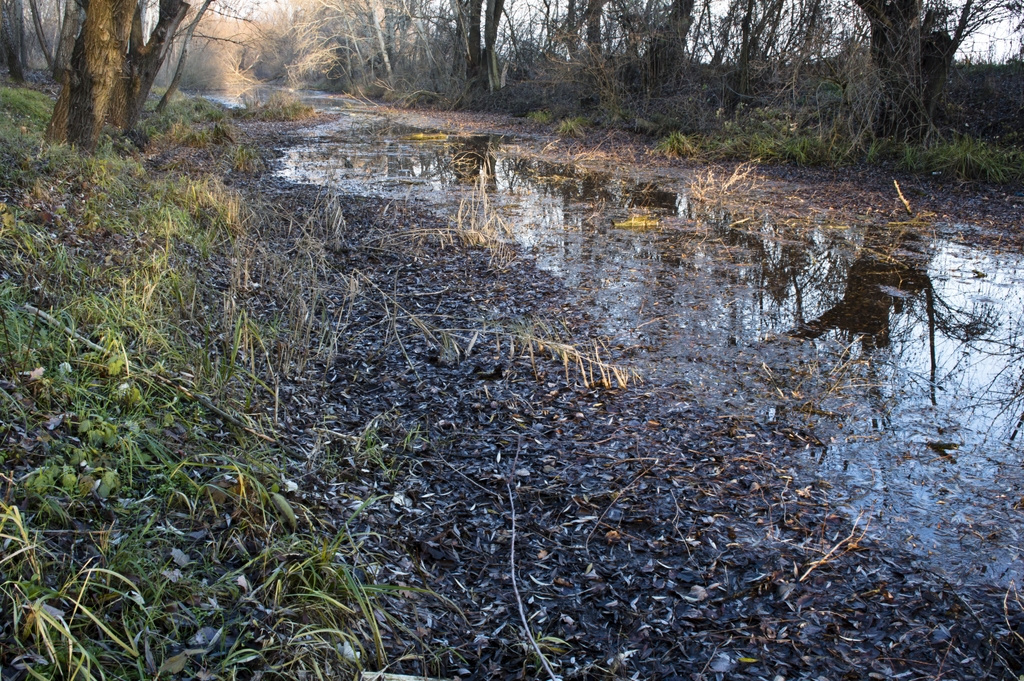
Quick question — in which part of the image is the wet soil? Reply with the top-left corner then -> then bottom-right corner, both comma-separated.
165,107 -> 1024,680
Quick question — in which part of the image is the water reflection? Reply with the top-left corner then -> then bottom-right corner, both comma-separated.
276,114 -> 1024,582
789,229 -> 934,350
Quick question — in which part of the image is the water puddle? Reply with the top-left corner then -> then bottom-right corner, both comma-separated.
267,100 -> 1024,584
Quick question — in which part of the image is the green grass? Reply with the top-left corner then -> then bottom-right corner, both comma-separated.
234,92 -> 316,122
525,109 -> 553,124
229,143 -> 263,172
656,131 -> 701,158
652,106 -> 1022,182
0,87 -> 53,129
898,135 -> 1024,183
556,116 -> 588,138
0,85 -> 420,680
140,94 -> 226,138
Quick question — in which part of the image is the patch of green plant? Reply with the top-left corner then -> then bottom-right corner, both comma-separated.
0,116 -> 414,680
234,92 -> 316,122
656,131 -> 701,158
141,94 -> 226,137
556,116 -> 589,138
900,135 -> 1024,183
229,143 -> 263,172
0,87 -> 53,133
163,120 -> 238,149
526,109 -> 553,124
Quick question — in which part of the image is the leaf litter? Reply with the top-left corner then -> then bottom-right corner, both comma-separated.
2,102 -> 1020,681
212,114 -> 1024,680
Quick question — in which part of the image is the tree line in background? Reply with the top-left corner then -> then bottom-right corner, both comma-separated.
266,0 -> 1022,140
0,0 -> 1020,154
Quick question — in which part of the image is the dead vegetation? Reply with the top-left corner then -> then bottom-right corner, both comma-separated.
3,88 -> 1024,681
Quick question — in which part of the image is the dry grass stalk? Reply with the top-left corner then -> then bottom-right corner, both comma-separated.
514,328 -> 639,389
688,162 -> 760,205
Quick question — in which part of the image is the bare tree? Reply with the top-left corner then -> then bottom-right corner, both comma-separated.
157,0 -> 214,112
1,0 -> 26,81
107,0 -> 190,129
27,0 -> 53,69
852,0 -> 1011,138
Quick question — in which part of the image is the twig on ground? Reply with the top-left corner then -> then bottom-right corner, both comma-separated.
507,436 -> 561,681
799,511 -> 867,582
894,180 -> 913,215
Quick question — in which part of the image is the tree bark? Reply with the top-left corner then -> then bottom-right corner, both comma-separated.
107,0 -> 189,131
483,0 -> 503,90
46,0 -> 136,152
1,0 -> 25,81
54,0 -> 82,82
156,0 -> 213,113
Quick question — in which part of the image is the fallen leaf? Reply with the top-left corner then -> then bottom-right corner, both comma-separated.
158,652 -> 187,676
170,548 -> 191,567
685,585 -> 708,602
271,492 -> 298,530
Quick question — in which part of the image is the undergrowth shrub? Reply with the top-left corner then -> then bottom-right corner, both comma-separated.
0,85 -> 406,680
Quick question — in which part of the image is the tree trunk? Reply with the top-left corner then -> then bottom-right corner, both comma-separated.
644,0 -> 693,93
735,0 -> 755,100
370,0 -> 392,78
54,0 -> 82,82
483,0 -> 503,90
27,0 -> 52,70
46,0 -> 136,152
584,0 -> 602,50
13,0 -> 27,69
1,0 -> 25,81
452,0 -> 483,84
156,0 -> 212,113
853,0 -> 928,139
107,0 -> 189,131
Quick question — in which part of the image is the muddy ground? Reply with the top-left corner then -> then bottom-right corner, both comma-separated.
156,110 -> 1024,681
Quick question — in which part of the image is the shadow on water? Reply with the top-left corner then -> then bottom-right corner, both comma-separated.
275,109 -> 1024,584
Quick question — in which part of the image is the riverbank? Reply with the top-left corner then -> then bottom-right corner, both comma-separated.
2,86 -> 1023,680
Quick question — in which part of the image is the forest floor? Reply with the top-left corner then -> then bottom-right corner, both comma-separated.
193,108 -> 1024,680
2,82 -> 1023,681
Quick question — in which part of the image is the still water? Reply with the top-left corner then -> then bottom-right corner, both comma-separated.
268,102 -> 1024,583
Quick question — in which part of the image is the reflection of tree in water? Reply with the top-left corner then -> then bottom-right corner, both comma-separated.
791,253 -> 932,349
787,228 -> 998,353
448,136 -> 498,188
777,225 -> 1002,411
704,217 -> 1006,417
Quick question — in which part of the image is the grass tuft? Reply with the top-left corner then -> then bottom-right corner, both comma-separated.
656,131 -> 701,158
526,109 -> 553,124
234,92 -> 316,122
556,116 -> 588,138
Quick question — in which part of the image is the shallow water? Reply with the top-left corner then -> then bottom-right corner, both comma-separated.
269,101 -> 1024,583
